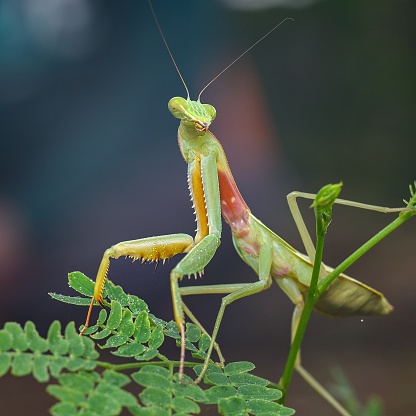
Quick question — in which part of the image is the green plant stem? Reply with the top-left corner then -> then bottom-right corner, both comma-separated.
279,206 -> 415,405
318,208 -> 415,295
279,210 -> 326,402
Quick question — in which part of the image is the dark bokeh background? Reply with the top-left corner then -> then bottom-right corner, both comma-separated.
0,0 -> 415,414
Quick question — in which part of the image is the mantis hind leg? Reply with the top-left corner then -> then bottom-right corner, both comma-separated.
286,190 -> 405,267
283,191 -> 406,414
179,278 -> 272,384
181,301 -> 225,367
291,305 -> 351,416
182,243 -> 274,384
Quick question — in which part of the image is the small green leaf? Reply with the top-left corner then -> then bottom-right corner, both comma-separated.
198,333 -> 211,352
102,334 -> 129,349
79,326 -> 98,336
119,309 -> 135,337
132,368 -> 171,390
48,293 -> 92,306
194,363 -> 221,376
87,391 -> 122,415
164,321 -> 180,339
139,387 -> 171,407
81,337 -> 99,360
113,342 -> 145,357
103,370 -> 131,387
105,282 -> 129,306
191,351 -> 207,361
238,385 -> 282,401
148,325 -> 164,349
47,384 -> 86,405
224,362 -> 255,376
65,322 -> 85,356
129,405 -> 169,416
172,383 -> 207,401
134,311 -> 151,343
149,315 -> 168,327
0,329 -> 13,351
59,373 -> 95,394
206,372 -> 230,386
4,322 -> 28,351
139,365 -> 171,377
33,354 -> 50,382
185,323 -> 201,343
11,353 -> 32,376
49,356 -> 68,378
204,386 -> 236,404
97,309 -> 108,325
246,399 -> 295,415
0,353 -> 11,377
229,373 -> 269,387
48,321 -> 69,355
66,356 -> 89,371
128,295 -> 148,315
96,383 -> 137,407
172,396 -> 200,414
107,301 -> 123,330
68,271 -> 94,296
136,348 -> 158,361
50,402 -> 78,416
91,328 -> 111,340
25,321 -> 48,353
218,396 -> 246,414
183,339 -> 199,352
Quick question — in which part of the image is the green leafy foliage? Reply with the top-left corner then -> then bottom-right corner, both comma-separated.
0,320 -> 97,382
0,272 -> 295,415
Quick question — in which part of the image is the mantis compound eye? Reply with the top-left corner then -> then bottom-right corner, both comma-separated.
168,97 -> 188,119
202,103 -> 216,121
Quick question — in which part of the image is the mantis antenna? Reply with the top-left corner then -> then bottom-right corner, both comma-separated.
198,17 -> 294,102
149,0 -> 292,102
148,0 -> 190,99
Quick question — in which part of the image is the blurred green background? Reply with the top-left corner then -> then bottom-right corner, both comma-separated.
0,0 -> 415,414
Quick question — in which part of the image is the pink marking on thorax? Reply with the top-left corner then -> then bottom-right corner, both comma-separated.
218,169 -> 250,236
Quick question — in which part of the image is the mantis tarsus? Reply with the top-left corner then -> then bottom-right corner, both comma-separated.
80,3 -> 416,414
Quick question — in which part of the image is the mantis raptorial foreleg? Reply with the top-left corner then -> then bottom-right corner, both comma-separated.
277,276 -> 352,415
81,151 -> 222,380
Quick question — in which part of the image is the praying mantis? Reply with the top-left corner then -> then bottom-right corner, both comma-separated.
80,3 -> 416,414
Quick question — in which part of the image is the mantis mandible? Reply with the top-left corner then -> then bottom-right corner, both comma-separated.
80,4 -> 412,414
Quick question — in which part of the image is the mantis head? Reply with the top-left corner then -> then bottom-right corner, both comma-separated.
168,97 -> 216,132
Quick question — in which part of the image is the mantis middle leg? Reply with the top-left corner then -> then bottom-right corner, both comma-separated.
180,243 -> 274,383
